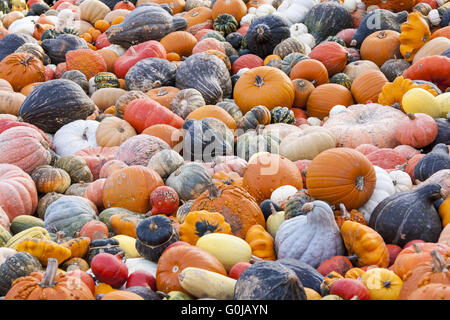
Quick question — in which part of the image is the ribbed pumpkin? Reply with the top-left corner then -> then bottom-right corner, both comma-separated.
65,49 -> 107,80
351,70 -> 389,104
160,31 -> 198,58
360,30 -> 401,67
185,104 -> 237,129
306,148 -> 377,210
233,66 -> 294,114
289,59 -> 329,87
95,116 -> 136,147
145,87 -> 180,109
102,165 -> 164,213
0,53 -> 45,92
190,183 -> 265,239
308,41 -> 348,77
306,84 -> 354,120
211,0 -> 247,23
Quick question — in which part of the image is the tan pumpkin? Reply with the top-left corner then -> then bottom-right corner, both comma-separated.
351,70 -> 389,104
0,91 -> 26,115
412,37 -> 450,64
91,88 -> 127,112
79,0 -> 111,25
95,116 -> 136,147
343,60 -> 380,82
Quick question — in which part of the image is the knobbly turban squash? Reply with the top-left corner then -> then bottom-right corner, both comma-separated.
190,183 -> 265,239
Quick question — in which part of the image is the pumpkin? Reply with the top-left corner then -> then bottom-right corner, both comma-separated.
114,134 -> 170,167
185,104 -> 237,130
0,53 -> 45,92
53,155 -> 93,184
245,224 -> 275,261
236,105 -> 271,132
369,184 -> 444,247
95,116 -> 136,147
169,88 -> 206,119
156,243 -> 227,294
0,252 -> 41,296
361,267 -> 403,300
399,12 -> 431,62
52,120 -> 99,157
16,238 -> 72,266
306,148 -> 376,210
380,58 -> 411,82
413,37 -> 450,64
289,59 -> 329,87
184,7 -> 213,29
30,165 -> 71,194
275,201 -> 345,268
308,41 -> 348,77
306,84 -> 354,120
147,149 -> 184,180
135,215 -> 179,262
394,113 -> 439,148
211,0 -> 247,23
402,55 -> 450,93
401,88 -> 442,119
334,203 -> 367,229
291,79 -> 314,108
360,30 -> 401,67
440,196 -> 450,227
362,0 -> 415,12
5,258 -> 94,300
233,260 -> 306,300
102,165 -> 163,214
351,69 -> 389,104
60,237 -> 90,259
149,186 -> 179,216
414,144 -> 450,182
273,37 -> 307,60
323,103 -> 409,149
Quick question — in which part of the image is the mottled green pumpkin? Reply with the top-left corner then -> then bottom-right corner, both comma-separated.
94,72 -> 120,90
270,106 -> 295,124
0,252 -> 42,296
236,129 -> 281,161
273,38 -> 307,59
236,105 -> 271,132
54,155 -> 93,183
10,216 -> 45,235
330,73 -> 352,90
323,36 -> 347,47
216,99 -> 243,122
0,224 -> 12,247
284,190 -> 314,220
213,14 -> 238,36
281,52 -> 310,76
200,32 -> 226,43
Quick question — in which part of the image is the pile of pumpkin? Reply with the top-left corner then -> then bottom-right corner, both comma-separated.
0,0 -> 449,300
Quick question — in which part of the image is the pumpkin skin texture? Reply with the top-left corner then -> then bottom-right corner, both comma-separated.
96,116 -> 136,147
360,30 -> 401,67
361,267 -> 403,300
18,79 -> 96,134
175,52 -> 232,105
351,69 -> 389,104
0,126 -> 51,174
156,244 -> 227,294
233,260 -> 307,300
0,53 -> 45,92
399,12 -> 431,63
308,41 -> 348,77
340,221 -> 390,268
369,184 -> 444,247
106,4 -> 188,48
16,238 -> 72,266
125,58 -> 177,93
65,49 -> 107,80
31,165 -> 71,194
306,148 -> 376,210
394,113 -> 438,149
102,165 -> 164,214
289,59 -> 329,87
306,84 -> 354,120
190,183 -> 265,239
402,55 -> 450,93
0,164 -> 38,221
91,252 -> 128,289
275,201 -> 345,268
413,144 -> 450,183
245,224 -> 275,261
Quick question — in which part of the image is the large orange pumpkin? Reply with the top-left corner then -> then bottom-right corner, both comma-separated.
233,66 -> 295,114
306,148 -> 377,210
156,244 -> 227,293
306,84 -> 354,119
289,59 -> 329,86
102,165 -> 164,213
211,0 -> 247,23
159,31 -> 198,58
242,153 -> 303,205
0,53 -> 45,92
360,30 -> 401,67
351,70 -> 389,104
190,183 -> 266,239
65,49 -> 107,80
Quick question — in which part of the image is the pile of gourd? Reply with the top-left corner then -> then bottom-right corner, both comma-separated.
0,0 -> 449,300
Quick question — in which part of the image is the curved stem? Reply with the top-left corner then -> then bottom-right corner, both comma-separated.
430,250 -> 449,273
40,258 -> 58,288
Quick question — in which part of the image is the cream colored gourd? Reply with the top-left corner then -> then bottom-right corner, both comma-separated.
178,267 -> 237,300
412,37 -> 450,64
402,88 -> 441,118
266,206 -> 285,238
79,0 -> 111,25
0,247 -> 17,265
270,185 -> 298,207
436,92 -> 450,118
388,170 -> 413,193
195,233 -> 252,271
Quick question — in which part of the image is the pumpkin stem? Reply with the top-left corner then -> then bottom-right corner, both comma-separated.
152,80 -> 162,89
412,243 -> 422,253
430,250 -> 449,273
254,75 -> 264,87
338,203 -> 350,219
407,113 -> 416,120
392,102 -> 401,110
395,162 -> 408,171
55,231 -> 66,243
207,183 -> 222,200
383,280 -> 391,288
149,222 -> 158,231
355,176 -> 365,191
40,258 -> 58,288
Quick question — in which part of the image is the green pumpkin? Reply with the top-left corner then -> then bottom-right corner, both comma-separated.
281,52 -> 309,76
40,28 -> 80,41
323,36 -> 347,47
237,105 -> 271,132
0,252 -> 42,296
10,216 -> 45,235
236,129 -> 281,161
200,32 -> 226,43
94,72 -> 120,90
216,99 -> 243,122
329,73 -> 352,90
213,13 -> 238,36
0,224 -> 12,247
284,190 -> 314,220
270,106 -> 295,124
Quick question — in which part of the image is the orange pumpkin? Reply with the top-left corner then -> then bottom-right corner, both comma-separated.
184,7 -> 213,29
289,59 -> 329,86
291,78 -> 315,108
143,0 -> 185,14
102,165 -> 164,213
20,82 -> 43,96
360,30 -> 401,67
145,86 -> 180,109
0,53 -> 45,92
141,124 -> 183,149
306,148 -> 377,210
65,49 -> 107,80
308,41 -> 348,76
101,290 -> 144,300
185,104 -> 237,129
96,48 -> 119,73
234,66 -> 295,113
351,70 -> 389,104
160,31 -> 198,58
306,84 -> 354,119
211,0 -> 247,23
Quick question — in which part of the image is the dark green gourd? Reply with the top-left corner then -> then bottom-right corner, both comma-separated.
369,183 -> 444,247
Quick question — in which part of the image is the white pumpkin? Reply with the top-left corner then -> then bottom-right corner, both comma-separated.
289,23 -> 308,37
240,13 -> 256,25
270,185 -> 298,206
389,170 -> 413,193
307,117 -> 322,126
427,9 -> 441,26
275,0 -> 319,26
8,16 -> 39,35
88,77 -> 96,96
294,32 -> 316,48
359,166 -> 396,222
248,7 -> 257,14
329,105 -> 348,117
343,0 -> 357,11
53,120 -> 99,156
255,4 -> 276,17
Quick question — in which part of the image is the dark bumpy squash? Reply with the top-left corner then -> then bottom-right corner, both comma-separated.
106,4 -> 188,48
175,52 -> 232,105
60,70 -> 89,93
414,144 -> 450,182
244,14 -> 290,59
216,99 -> 243,122
278,258 -> 325,293
135,215 -> 179,262
41,34 -> 89,65
125,58 -> 177,92
226,32 -> 244,50
270,106 -> 295,124
233,260 -> 307,300
0,252 -> 41,296
18,79 -> 96,133
303,2 -> 353,44
86,238 -> 123,264
369,183 -> 444,247
351,10 -> 408,48
284,190 -> 314,220
0,33 -> 38,61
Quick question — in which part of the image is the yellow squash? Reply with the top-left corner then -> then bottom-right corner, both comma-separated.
401,88 -> 441,118
5,226 -> 50,250
16,238 -> 72,266
361,268 -> 403,300
112,234 -> 141,258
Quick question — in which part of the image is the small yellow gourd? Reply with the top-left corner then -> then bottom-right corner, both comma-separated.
435,92 -> 450,118
399,12 -> 431,62
361,268 -> 403,300
401,88 -> 441,118
112,234 -> 141,258
266,204 -> 285,238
